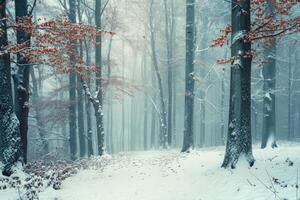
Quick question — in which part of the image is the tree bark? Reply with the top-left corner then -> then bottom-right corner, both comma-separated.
0,0 -> 22,176
163,0 -> 174,147
95,0 -> 105,156
181,0 -> 195,153
14,0 -> 31,163
76,0 -> 87,158
149,0 -> 168,148
222,0 -> 255,168
68,0 -> 78,160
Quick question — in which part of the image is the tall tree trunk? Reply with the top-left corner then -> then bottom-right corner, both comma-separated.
14,0 -> 31,163
181,0 -> 195,153
261,0 -> 277,149
121,40 -> 125,151
143,54 -> 149,150
199,93 -> 206,147
95,0 -> 105,156
163,0 -> 173,147
83,36 -> 93,157
149,0 -> 168,148
0,0 -> 22,176
68,0 -> 78,160
30,68 -> 48,155
220,68 -> 226,145
288,46 -> 293,140
222,0 -> 255,168
106,28 -> 113,153
76,0 -> 86,158
150,69 -> 157,149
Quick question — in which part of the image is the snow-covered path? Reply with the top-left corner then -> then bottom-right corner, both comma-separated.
38,143 -> 300,200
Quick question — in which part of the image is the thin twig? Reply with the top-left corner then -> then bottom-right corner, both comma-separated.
250,171 -> 281,200
265,169 -> 278,199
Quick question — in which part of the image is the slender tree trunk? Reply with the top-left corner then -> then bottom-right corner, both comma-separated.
68,0 -> 78,160
288,46 -> 293,140
14,0 -> 31,163
163,0 -> 173,147
121,40 -> 125,151
150,70 -> 157,149
0,0 -> 22,176
199,93 -> 205,147
76,0 -> 86,158
83,36 -> 93,157
252,99 -> 259,142
95,0 -> 105,156
261,1 -> 277,149
30,68 -> 48,155
222,0 -> 255,168
143,54 -> 149,150
149,0 -> 168,148
171,0 -> 177,147
106,29 -> 114,153
181,0 -> 195,153
220,68 -> 226,145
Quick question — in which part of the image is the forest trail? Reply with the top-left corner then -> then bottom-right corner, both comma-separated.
37,143 -> 300,200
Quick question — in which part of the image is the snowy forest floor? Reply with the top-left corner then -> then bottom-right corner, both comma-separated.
2,142 -> 300,200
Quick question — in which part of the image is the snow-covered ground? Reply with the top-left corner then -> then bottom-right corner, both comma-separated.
2,143 -> 300,200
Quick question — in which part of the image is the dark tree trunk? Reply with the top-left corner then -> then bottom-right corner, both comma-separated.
68,0 -> 78,160
14,0 -> 31,163
83,36 -> 93,157
76,0 -> 86,158
95,0 -> 105,156
0,0 -> 22,176
77,52 -> 86,158
222,0 -> 255,168
82,4 -> 94,157
261,1 -> 277,149
149,0 -> 168,148
163,0 -> 174,147
181,0 -> 195,153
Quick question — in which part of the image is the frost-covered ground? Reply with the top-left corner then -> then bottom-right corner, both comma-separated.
2,143 -> 300,200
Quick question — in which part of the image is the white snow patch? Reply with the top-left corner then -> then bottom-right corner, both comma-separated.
2,143 -> 300,200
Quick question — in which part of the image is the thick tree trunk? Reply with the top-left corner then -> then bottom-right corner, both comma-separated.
95,0 -> 105,156
14,0 -> 31,163
222,0 -> 255,168
149,0 -> 168,148
181,0 -> 195,153
261,0 -> 277,149
0,0 -> 21,176
68,0 -> 78,160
